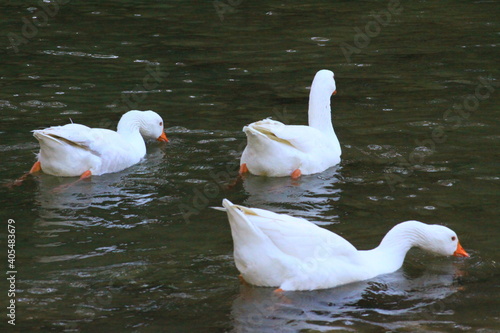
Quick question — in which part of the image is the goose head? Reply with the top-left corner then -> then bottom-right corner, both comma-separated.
415,223 -> 469,257
138,110 -> 169,142
311,69 -> 337,96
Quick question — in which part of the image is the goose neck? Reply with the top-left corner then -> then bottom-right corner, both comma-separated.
308,90 -> 335,136
361,222 -> 429,274
117,111 -> 144,136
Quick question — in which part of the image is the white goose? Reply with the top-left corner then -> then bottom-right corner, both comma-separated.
216,199 -> 469,291
240,69 -> 341,178
28,110 -> 168,178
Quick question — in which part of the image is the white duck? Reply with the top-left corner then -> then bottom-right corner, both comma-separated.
216,199 -> 469,291
28,110 -> 168,178
240,69 -> 341,179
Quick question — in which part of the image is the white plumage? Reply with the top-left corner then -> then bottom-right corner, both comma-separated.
32,110 -> 168,177
240,70 -> 341,177
217,199 -> 469,291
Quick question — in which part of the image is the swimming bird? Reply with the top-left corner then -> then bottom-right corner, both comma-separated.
28,110 -> 168,179
240,70 -> 341,179
216,199 -> 469,291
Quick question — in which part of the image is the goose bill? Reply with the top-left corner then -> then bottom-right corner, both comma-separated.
157,132 -> 169,142
453,242 -> 469,257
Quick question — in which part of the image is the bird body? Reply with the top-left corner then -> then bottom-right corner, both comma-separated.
217,199 -> 469,291
32,110 -> 168,177
240,70 -> 341,177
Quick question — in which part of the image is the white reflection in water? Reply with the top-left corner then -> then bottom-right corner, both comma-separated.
31,147 -> 166,261
231,261 -> 464,332
241,166 -> 342,225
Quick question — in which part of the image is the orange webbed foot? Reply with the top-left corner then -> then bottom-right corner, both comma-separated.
239,163 -> 249,175
29,161 -> 42,174
226,165 -> 248,190
53,170 -> 92,193
4,176 -> 27,189
5,161 -> 42,189
79,170 -> 92,180
291,169 -> 301,179
273,288 -> 292,303
238,274 -> 249,286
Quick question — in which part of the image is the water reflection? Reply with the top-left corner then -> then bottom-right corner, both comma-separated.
31,147 -> 166,262
1,0 -> 497,330
231,261 -> 464,332
35,146 -> 164,206
242,166 -> 342,225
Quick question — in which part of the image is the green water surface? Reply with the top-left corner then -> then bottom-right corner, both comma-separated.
0,0 -> 499,332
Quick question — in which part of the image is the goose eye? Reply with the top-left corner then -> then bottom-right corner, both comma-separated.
451,236 -> 456,241
159,122 -> 163,126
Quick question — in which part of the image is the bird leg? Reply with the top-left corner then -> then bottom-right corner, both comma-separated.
53,170 -> 92,193
291,169 -> 301,179
30,161 -> 42,173
225,164 -> 248,190
273,288 -> 292,304
5,161 -> 42,188
79,170 -> 92,180
238,274 -> 249,285
239,163 -> 249,175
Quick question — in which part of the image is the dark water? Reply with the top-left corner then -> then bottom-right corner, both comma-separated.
1,0 -> 499,332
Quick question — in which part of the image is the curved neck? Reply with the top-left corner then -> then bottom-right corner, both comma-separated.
116,111 -> 147,157
117,111 -> 143,136
308,88 -> 336,139
359,222 -> 429,275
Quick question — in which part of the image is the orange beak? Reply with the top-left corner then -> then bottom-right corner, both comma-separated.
332,90 -> 337,96
157,132 -> 169,142
453,241 -> 469,257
